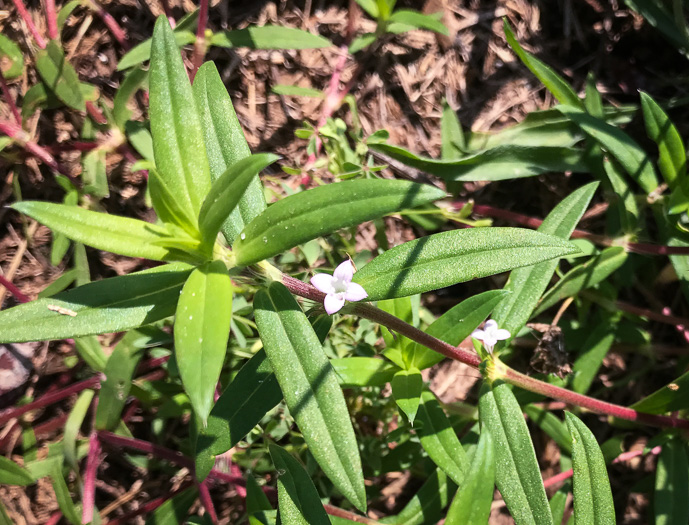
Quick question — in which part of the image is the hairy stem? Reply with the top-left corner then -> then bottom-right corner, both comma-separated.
0,74 -> 22,125
281,275 -> 689,430
189,0 -> 209,80
11,0 -> 47,49
45,0 -> 58,40
81,431 -> 101,524
0,274 -> 29,303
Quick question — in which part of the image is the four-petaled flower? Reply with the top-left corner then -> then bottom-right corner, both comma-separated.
311,260 -> 368,315
471,319 -> 510,354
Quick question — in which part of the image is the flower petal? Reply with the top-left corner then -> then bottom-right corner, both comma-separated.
333,260 -> 355,283
324,293 -> 346,315
311,273 -> 335,294
471,329 -> 486,341
484,319 -> 498,332
344,282 -> 368,302
495,329 -> 511,341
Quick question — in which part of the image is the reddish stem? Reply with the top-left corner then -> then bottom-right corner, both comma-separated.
104,481 -> 194,525
0,414 -> 69,452
462,201 -> 689,255
198,479 -> 218,524
281,275 -> 689,430
86,0 -> 129,49
44,141 -> 101,154
45,0 -> 59,40
97,431 -> 246,485
0,74 -> 22,125
0,120 -> 71,176
82,432 -> 101,524
0,274 -> 30,303
45,512 -> 63,525
10,0 -> 47,49
86,101 -> 107,125
324,505 -> 382,524
189,0 -> 209,80
0,376 -> 101,426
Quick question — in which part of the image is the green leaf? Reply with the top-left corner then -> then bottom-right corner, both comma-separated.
416,390 -> 468,485
391,368 -> 423,424
387,10 -> 449,35
150,16 -> 211,219
353,228 -> 578,301
148,167 -> 199,236
64,389 -> 94,471
21,82 -> 97,120
368,142 -> 587,182
524,405 -> 572,455
95,330 -> 150,430
503,20 -> 582,108
534,247 -> 627,315
82,148 -> 109,198
654,439 -> 689,525
356,0 -> 379,18
441,101 -> 466,158
210,26 -> 332,49
445,427 -> 495,525
556,105 -> 658,194
254,282 -> 366,511
565,412 -> 615,525
410,290 -> 509,370
57,1 -> 82,29
25,458 -> 81,524
11,201 -> 194,262
74,335 -> 107,372
247,474 -> 273,514
125,120 -> 155,161
631,369 -> 689,414
145,486 -> 198,525
478,381 -> 553,525
199,153 -> 279,243
174,260 -> 233,424
195,349 -> 282,480
0,456 -> 35,486
118,30 -> 196,71
193,62 -> 267,243
570,319 -> 616,394
35,41 -> 85,111
234,180 -> 445,266
624,0 -> 689,55
272,85 -> 325,98
492,182 -> 598,336
379,469 -> 456,525
0,33 -> 24,79
640,91 -> 688,194
269,445 -> 332,525
113,67 -> 149,129
349,34 -> 377,53
331,357 -> 399,387
0,263 -> 192,343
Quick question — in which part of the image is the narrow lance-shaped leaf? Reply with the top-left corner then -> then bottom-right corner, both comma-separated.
410,289 -> 509,370
0,456 -> 35,486
254,282 -> 366,511
195,349 -> 283,480
198,153 -> 279,243
441,101 -> 466,158
149,15 -> 211,218
391,368 -> 423,425
148,167 -> 199,236
193,62 -> 268,243
445,427 -> 495,525
478,381 -> 553,525
11,201 -> 190,262
331,357 -> 399,387
0,263 -> 192,343
210,26 -> 333,49
416,390 -> 468,485
565,412 -> 615,525
503,20 -> 583,108
353,228 -> 578,301
63,389 -> 94,471
35,41 -> 85,111
654,439 -> 689,525
556,105 -> 658,194
174,260 -> 233,425
233,179 -> 445,266
631,368 -> 689,415
492,182 -> 598,336
269,445 -> 332,525
0,33 -> 23,79
534,247 -> 627,316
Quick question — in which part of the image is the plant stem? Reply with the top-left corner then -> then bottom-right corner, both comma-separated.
324,505 -> 383,524
82,431 -> 101,524
86,0 -> 129,49
11,0 -> 47,49
189,0 -> 209,80
280,275 -> 689,430
86,101 -> 107,125
0,274 -> 29,303
198,479 -> 218,524
0,120 -> 71,176
0,74 -> 22,125
45,0 -> 59,40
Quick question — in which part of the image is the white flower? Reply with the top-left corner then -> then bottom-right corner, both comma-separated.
310,260 -> 368,315
471,319 -> 511,354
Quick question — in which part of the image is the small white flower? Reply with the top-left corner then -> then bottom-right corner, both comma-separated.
310,260 -> 368,315
471,319 -> 511,354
